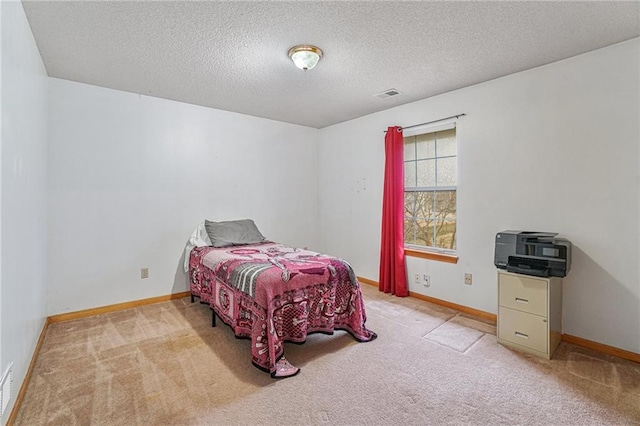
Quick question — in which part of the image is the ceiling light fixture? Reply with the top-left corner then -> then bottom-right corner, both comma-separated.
288,45 -> 323,71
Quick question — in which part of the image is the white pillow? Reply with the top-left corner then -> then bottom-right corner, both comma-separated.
183,222 -> 213,272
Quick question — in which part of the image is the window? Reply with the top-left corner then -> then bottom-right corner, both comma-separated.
404,126 -> 457,253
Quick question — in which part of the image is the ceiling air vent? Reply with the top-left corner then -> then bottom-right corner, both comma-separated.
374,88 -> 402,100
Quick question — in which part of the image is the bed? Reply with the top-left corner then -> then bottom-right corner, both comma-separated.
187,222 -> 377,378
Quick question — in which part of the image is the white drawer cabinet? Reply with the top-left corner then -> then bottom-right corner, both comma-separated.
497,271 -> 562,359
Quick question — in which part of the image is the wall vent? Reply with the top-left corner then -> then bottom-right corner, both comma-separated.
374,88 -> 402,100
0,362 -> 13,417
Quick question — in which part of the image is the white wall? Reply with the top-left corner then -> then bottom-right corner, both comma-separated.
0,2 -> 3,417
48,79 -> 319,314
0,1 -> 49,422
318,39 -> 640,354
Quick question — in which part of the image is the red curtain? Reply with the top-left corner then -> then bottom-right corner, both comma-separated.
379,126 -> 408,297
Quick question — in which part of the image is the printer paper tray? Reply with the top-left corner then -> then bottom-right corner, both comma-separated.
506,265 -> 550,277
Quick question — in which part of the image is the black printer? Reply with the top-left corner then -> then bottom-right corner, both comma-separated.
494,231 -> 571,277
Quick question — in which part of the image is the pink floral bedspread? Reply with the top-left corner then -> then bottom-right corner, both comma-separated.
189,242 -> 377,376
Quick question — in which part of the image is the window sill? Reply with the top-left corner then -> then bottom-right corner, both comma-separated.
404,248 -> 459,264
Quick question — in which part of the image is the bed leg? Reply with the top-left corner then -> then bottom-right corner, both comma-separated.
190,294 -> 195,303
211,309 -> 217,327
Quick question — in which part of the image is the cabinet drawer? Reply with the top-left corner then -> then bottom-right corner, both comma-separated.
498,307 -> 548,354
499,273 -> 547,316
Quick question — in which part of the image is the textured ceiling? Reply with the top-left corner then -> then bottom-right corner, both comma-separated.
22,1 -> 640,129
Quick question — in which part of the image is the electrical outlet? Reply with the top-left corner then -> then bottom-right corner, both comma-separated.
414,273 -> 420,284
464,273 -> 472,285
423,274 -> 430,287
141,268 -> 149,279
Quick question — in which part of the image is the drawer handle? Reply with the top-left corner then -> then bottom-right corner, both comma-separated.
515,331 -> 529,339
515,297 -> 529,304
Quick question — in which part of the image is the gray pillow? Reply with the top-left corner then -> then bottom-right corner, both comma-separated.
204,219 -> 266,248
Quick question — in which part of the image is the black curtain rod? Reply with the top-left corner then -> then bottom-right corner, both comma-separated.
384,113 -> 466,133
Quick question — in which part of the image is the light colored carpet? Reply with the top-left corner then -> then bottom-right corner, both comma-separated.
423,315 -> 486,353
14,284 -> 640,425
